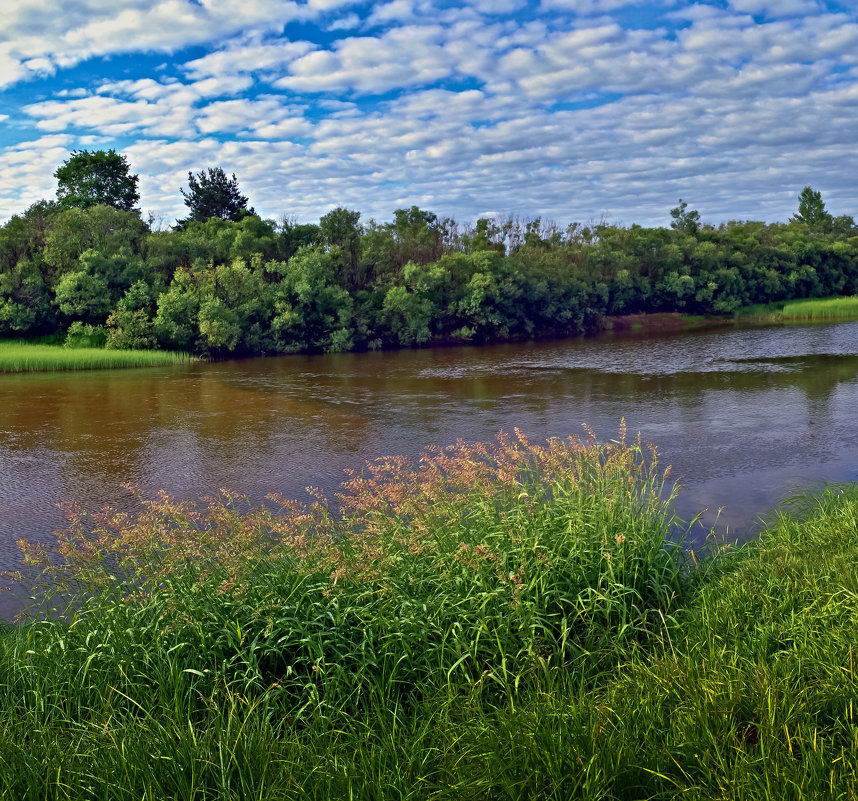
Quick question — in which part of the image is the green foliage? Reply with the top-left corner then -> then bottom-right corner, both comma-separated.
43,205 -> 148,277
2,187 -> 858,357
64,321 -> 107,349
279,218 -> 320,260
381,283 -> 434,345
54,149 -> 140,211
319,207 -> 362,289
669,198 -> 701,235
105,281 -> 159,350
0,259 -> 54,336
179,167 -> 252,224
271,247 -> 354,352
6,430 -> 858,797
0,200 -> 58,271
54,270 -> 112,323
792,185 -> 833,232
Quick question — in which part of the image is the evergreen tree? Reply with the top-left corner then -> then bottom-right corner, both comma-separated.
179,168 -> 253,224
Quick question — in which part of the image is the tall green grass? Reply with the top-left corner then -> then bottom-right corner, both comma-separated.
0,340 -> 190,372
2,429 -> 858,798
781,295 -> 858,321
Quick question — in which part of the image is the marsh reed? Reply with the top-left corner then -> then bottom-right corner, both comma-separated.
781,295 -> 858,321
0,340 -> 190,372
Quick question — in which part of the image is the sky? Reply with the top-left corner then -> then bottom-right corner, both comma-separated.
1,0 -> 856,229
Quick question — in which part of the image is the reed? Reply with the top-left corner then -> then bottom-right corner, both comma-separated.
781,295 -> 858,321
0,340 -> 191,372
2,429 -> 857,798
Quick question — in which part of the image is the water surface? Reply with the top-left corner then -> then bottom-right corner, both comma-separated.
3,320 -> 858,616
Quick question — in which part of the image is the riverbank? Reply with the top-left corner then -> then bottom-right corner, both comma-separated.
735,294 -> 858,324
3,430 -> 857,797
604,294 -> 858,335
603,311 -> 724,333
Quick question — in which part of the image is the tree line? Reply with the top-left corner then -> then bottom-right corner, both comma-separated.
1,149 -> 856,356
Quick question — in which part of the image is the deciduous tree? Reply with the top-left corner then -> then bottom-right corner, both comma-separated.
55,150 -> 140,211
791,186 -> 833,233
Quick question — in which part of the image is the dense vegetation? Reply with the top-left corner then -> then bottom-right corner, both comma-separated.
2,153 -> 856,356
5,428 -> 858,798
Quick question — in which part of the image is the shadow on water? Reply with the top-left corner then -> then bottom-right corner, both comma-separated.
2,319 -> 858,618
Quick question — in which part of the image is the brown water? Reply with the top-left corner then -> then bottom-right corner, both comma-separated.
2,320 -> 858,616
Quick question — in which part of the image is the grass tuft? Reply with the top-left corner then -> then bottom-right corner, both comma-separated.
781,295 -> 858,321
0,340 -> 191,372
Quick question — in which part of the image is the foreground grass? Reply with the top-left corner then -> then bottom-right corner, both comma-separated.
0,340 -> 190,372
2,430 -> 857,798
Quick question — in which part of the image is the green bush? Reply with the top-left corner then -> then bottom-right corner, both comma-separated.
64,320 -> 107,349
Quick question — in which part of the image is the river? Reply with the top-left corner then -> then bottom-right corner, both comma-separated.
2,319 -> 858,617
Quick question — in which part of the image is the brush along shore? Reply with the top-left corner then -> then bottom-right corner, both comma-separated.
2,428 -> 857,798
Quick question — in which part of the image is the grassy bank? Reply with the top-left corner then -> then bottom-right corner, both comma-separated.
2,430 -> 857,798
0,340 -> 191,372
735,294 -> 858,323
781,295 -> 858,321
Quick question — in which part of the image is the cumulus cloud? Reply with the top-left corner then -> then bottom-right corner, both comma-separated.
1,0 -> 857,226
0,135 -> 75,212
539,0 -> 659,12
0,0 -> 330,89
729,0 -> 821,17
183,41 -> 317,82
274,25 -> 461,94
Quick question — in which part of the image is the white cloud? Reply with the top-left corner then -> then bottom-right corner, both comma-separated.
2,0 -> 858,228
729,0 -> 821,17
464,0 -> 527,13
0,135 -> 75,214
0,0 -> 325,89
183,41 -> 317,81
328,13 -> 361,30
274,25 -> 459,93
539,0 -> 656,12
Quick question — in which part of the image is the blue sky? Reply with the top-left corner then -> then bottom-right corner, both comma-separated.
1,0 -> 856,227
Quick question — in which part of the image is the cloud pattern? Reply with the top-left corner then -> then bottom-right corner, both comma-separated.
1,0 -> 856,226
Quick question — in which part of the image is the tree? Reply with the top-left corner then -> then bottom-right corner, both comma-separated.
669,199 -> 701,235
55,150 -> 140,211
791,186 -> 833,233
179,168 -> 253,224
54,270 -> 112,323
319,207 -> 362,289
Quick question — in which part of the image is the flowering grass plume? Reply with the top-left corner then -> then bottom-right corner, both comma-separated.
7,428 -> 856,798
18,422 -> 688,714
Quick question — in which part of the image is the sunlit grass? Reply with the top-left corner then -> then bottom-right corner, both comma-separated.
781,295 -> 858,321
0,340 -> 191,372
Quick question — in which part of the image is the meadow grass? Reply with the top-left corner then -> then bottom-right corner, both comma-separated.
1,428 -> 857,798
0,340 -> 191,372
781,295 -> 858,321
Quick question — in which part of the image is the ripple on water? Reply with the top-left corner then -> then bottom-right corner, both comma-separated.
2,319 -> 858,618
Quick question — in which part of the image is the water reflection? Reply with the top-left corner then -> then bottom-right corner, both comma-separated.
2,320 -> 858,616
